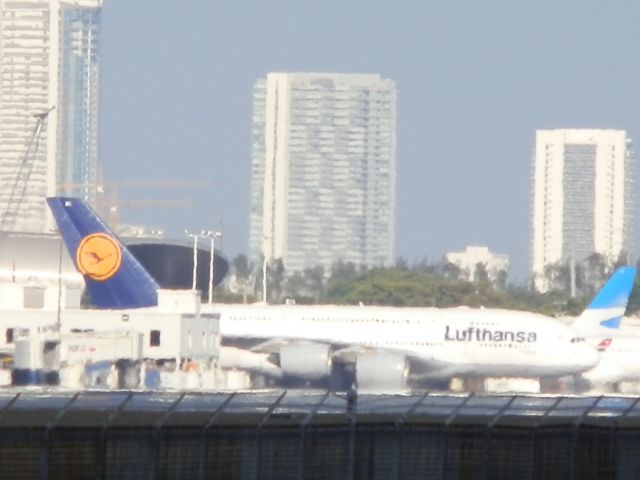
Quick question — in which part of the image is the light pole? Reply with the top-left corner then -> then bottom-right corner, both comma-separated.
55,231 -> 63,333
184,230 -> 199,292
262,256 -> 268,303
201,230 -> 222,304
262,234 -> 270,304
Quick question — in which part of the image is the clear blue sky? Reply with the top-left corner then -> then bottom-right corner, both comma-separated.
99,1 -> 640,281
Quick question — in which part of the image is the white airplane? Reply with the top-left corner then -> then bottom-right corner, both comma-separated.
48,197 -> 637,392
212,303 -> 601,391
556,268 -> 640,393
581,336 -> 640,391
573,316 -> 640,393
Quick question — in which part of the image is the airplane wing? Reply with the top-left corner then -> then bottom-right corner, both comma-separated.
248,338 -> 441,372
248,339 -> 363,358
223,336 -> 448,386
248,339 -> 293,354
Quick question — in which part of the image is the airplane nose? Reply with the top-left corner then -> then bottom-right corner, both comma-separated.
576,343 -> 600,370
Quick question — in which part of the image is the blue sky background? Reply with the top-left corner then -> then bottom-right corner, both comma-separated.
99,1 -> 640,281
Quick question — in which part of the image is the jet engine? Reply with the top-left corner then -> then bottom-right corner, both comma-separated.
217,347 -> 282,378
279,344 -> 332,380
356,353 -> 409,392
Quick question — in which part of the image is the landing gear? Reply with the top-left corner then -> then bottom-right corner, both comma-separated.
607,381 -> 621,394
539,377 -> 561,393
570,374 -> 592,394
422,378 -> 452,392
450,377 -> 486,393
329,362 -> 355,392
463,378 -> 486,393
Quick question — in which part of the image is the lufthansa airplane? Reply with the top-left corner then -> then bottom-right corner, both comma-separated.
47,197 -> 635,391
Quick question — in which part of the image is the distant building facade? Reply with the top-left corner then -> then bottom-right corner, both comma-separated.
249,72 -> 397,273
531,129 -> 633,291
445,246 -> 509,285
0,0 -> 101,233
56,1 -> 102,204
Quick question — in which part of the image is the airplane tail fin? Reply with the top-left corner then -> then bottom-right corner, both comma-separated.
47,197 -> 159,309
571,266 -> 637,335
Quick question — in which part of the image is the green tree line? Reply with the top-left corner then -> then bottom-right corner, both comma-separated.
219,255 -> 640,317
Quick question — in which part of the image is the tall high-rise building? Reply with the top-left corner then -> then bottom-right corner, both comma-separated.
57,1 -> 101,204
249,72 -> 397,274
531,129 -> 633,290
0,0 -> 101,233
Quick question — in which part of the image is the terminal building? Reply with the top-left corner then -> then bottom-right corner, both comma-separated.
0,230 -> 232,389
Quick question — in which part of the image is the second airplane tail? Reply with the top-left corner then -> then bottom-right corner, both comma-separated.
571,266 -> 637,335
47,197 -> 159,309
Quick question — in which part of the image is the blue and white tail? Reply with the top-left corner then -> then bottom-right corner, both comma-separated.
571,266 -> 637,335
47,197 -> 159,309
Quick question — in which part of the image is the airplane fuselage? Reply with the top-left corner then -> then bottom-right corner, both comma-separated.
583,335 -> 640,385
212,304 -> 600,379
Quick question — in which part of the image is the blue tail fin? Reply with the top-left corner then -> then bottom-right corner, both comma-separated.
47,197 -> 159,309
572,266 -> 637,334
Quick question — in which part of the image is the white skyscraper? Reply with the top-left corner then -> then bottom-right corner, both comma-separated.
249,72 -> 397,273
531,129 -> 633,290
57,1 -> 101,204
0,0 -> 101,233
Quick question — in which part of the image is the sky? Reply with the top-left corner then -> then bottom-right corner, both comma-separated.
99,1 -> 640,281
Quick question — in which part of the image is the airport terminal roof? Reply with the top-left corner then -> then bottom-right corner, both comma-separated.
0,232 -> 78,278
1,390 -> 639,429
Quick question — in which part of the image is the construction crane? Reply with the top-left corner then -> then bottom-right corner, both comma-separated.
106,198 -> 194,230
1,107 -> 54,231
57,178 -> 211,230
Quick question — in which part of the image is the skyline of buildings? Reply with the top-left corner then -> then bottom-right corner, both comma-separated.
531,129 -> 634,290
249,72 -> 397,274
0,0 -> 102,233
0,2 -> 636,283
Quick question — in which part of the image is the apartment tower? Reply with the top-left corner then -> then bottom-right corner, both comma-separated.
0,0 -> 101,233
249,72 -> 397,273
531,129 -> 633,290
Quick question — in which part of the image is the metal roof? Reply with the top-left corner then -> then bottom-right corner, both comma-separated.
0,232 -> 78,278
1,390 -> 640,429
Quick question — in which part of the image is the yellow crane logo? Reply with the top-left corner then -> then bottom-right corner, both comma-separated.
76,233 -> 122,281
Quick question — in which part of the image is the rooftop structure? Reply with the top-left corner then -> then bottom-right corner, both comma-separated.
445,245 -> 510,284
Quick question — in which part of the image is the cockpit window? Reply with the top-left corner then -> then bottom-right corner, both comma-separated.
570,337 -> 585,343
